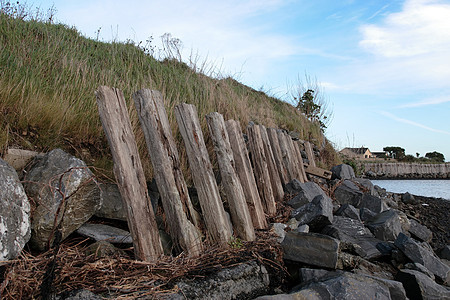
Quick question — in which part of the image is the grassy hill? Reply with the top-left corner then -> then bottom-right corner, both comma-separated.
0,4 -> 339,180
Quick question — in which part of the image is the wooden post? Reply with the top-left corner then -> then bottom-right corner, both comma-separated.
259,125 -> 284,202
95,86 -> 163,261
175,103 -> 232,246
247,123 -> 277,216
294,141 -> 308,182
225,120 -> 267,229
304,141 -> 316,168
267,128 -> 289,185
206,113 -> 255,241
133,89 -> 203,256
277,130 -> 302,183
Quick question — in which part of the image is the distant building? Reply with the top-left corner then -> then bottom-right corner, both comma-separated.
371,151 -> 388,158
340,147 -> 374,159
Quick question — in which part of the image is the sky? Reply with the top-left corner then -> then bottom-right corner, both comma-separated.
33,0 -> 450,161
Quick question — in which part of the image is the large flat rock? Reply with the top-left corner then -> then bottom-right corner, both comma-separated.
396,269 -> 450,300
395,233 -> 450,285
282,231 -> 340,269
322,216 -> 382,260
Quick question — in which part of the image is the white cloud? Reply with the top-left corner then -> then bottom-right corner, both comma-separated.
399,96 -> 450,107
54,0 -> 299,83
327,0 -> 450,95
380,111 -> 450,135
359,0 -> 450,57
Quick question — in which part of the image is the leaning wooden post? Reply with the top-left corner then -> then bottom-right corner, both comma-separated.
304,141 -> 316,167
247,123 -> 277,216
277,130 -> 301,183
259,125 -> 284,202
267,128 -> 289,185
133,89 -> 203,256
95,86 -> 163,261
225,120 -> 267,229
175,103 -> 232,246
206,113 -> 255,241
294,141 -> 308,182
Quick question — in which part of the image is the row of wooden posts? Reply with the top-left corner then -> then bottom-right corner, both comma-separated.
95,86 -> 330,262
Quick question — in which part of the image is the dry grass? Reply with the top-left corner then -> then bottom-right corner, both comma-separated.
0,3 -> 338,182
0,232 -> 285,299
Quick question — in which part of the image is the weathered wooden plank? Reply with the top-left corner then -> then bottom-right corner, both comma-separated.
175,103 -> 232,246
303,164 -> 332,179
95,86 -> 163,261
206,113 -> 255,241
304,141 -> 316,168
259,125 -> 284,202
225,120 -> 267,229
278,130 -> 304,183
247,124 -> 277,216
267,128 -> 289,185
133,89 -> 203,256
294,141 -> 308,182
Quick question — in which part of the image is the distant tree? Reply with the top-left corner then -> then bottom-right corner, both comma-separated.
416,152 -> 420,158
383,146 -> 405,160
401,154 -> 416,162
425,151 -> 445,163
291,73 -> 332,132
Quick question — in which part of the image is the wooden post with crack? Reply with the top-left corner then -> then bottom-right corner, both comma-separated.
225,120 -> 267,229
175,103 -> 232,246
206,112 -> 255,241
133,89 -> 203,256
95,86 -> 163,261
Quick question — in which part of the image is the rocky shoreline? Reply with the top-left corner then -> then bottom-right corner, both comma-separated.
1,150 -> 449,299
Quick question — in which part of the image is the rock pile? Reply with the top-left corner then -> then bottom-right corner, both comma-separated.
1,151 -> 449,299
257,164 -> 450,299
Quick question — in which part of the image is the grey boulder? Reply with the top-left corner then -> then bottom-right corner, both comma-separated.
366,210 -> 403,241
409,219 -> 433,243
396,269 -> 450,300
291,195 -> 333,231
287,181 -> 328,209
359,194 -> 387,214
331,164 -> 355,180
166,261 -> 270,300
395,233 -> 450,285
23,149 -> 102,250
333,180 -> 363,207
76,223 -> 132,244
282,231 -> 340,269
95,183 -> 127,221
0,159 -> 31,261
335,204 -> 361,221
322,216 -> 382,260
260,272 -> 404,300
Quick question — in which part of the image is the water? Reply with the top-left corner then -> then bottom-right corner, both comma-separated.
371,179 -> 450,200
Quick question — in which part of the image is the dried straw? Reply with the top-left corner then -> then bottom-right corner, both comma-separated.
0,232 -> 285,299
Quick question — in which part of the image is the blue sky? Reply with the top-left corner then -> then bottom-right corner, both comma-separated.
34,0 -> 450,161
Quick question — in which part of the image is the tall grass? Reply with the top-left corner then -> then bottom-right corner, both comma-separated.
0,3 -> 336,180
